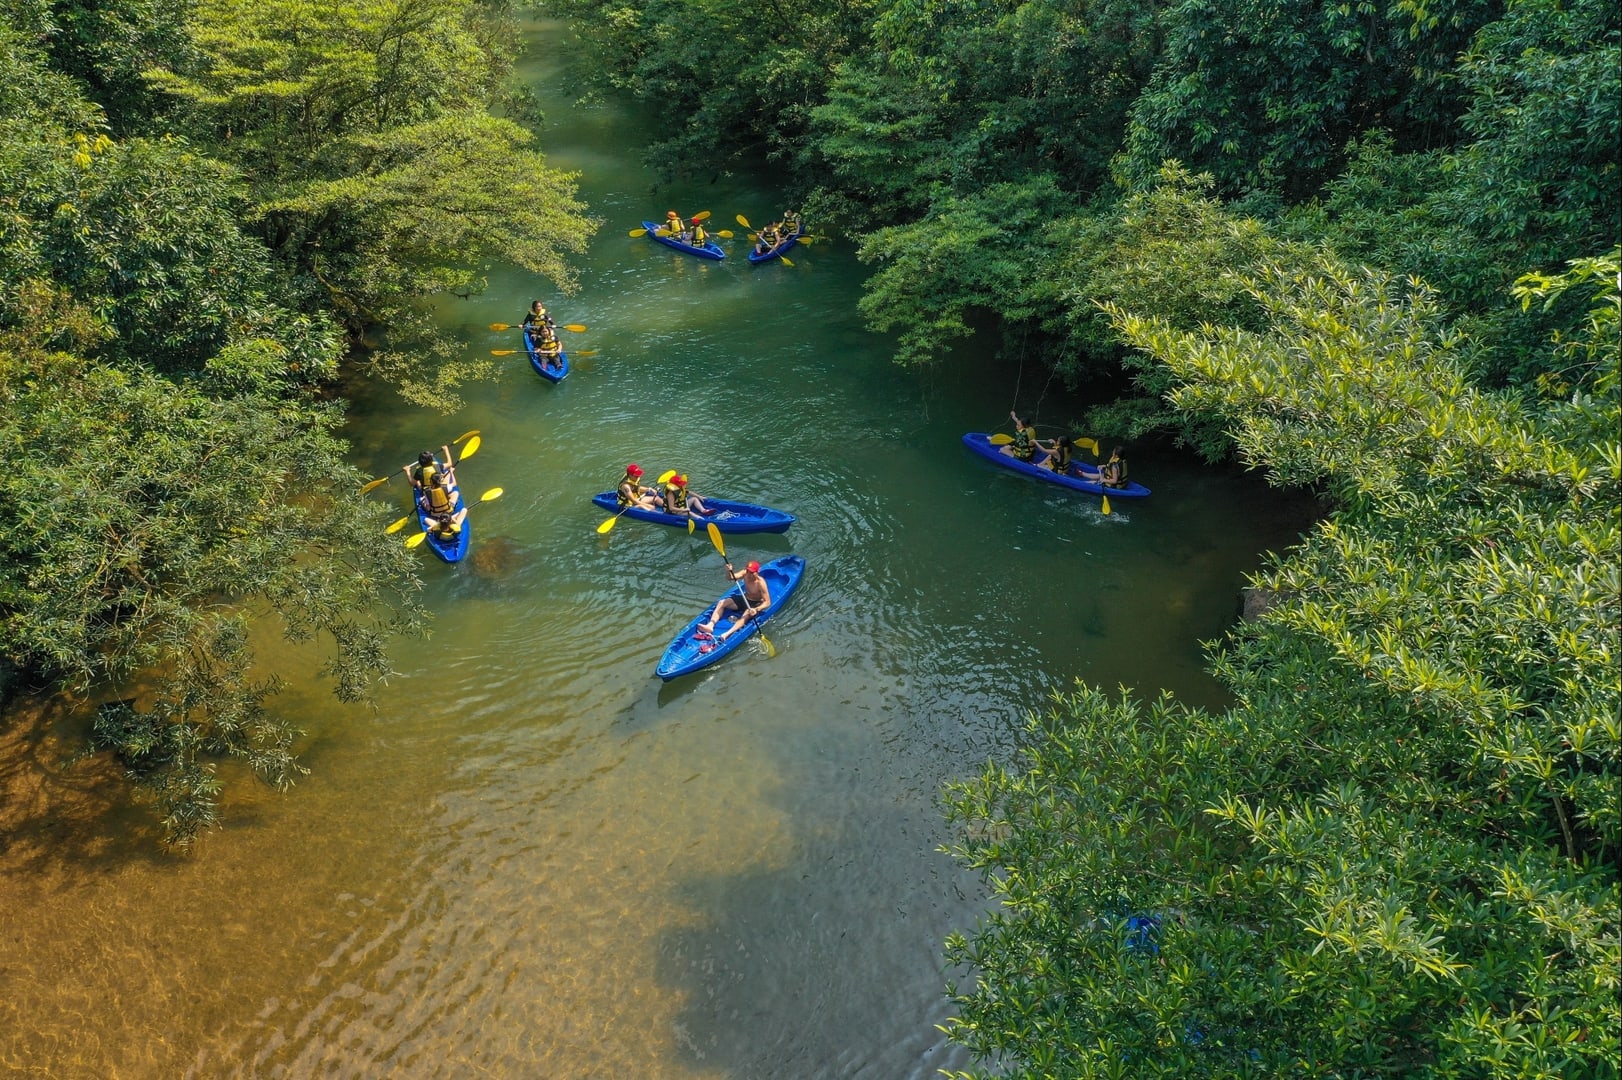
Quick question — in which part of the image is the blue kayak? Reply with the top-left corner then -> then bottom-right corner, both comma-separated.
961,432 -> 1152,498
415,486 -> 470,563
590,493 -> 795,533
656,555 -> 806,680
523,325 -> 569,383
642,220 -> 725,261
747,224 -> 804,265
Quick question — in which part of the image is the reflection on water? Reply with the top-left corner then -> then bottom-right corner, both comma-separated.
0,17 -> 1321,1080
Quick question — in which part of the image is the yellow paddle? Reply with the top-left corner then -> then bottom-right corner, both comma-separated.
780,256 -> 794,267
385,515 -> 411,534
361,430 -> 480,493
715,230 -> 734,239
491,349 -> 516,356
705,522 -> 774,658
596,471 -> 678,534
735,214 -> 751,229
488,322 -> 586,332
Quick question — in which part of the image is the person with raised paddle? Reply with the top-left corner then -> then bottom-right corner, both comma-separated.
1001,411 -> 1039,462
616,463 -> 661,510
696,559 -> 772,652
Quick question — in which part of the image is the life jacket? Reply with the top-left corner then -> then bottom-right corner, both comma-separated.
1103,457 -> 1127,485
1052,443 -> 1073,471
1013,426 -> 1037,460
665,214 -> 682,235
668,486 -> 688,512
426,482 -> 453,513
432,516 -> 461,539
412,462 -> 438,487
691,224 -> 707,245
540,337 -> 561,356
617,480 -> 643,508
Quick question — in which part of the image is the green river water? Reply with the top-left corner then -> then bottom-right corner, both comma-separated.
0,19 -> 1320,1079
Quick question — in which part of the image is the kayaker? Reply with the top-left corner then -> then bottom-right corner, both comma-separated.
522,299 -> 554,334
616,463 -> 660,510
1003,411 -> 1039,461
404,449 -> 439,493
421,471 -> 457,516
690,217 -> 708,246
753,222 -> 780,256
663,474 -> 713,518
781,210 -> 801,234
1039,435 -> 1077,474
696,560 -> 771,649
664,209 -> 684,239
428,507 -> 467,542
535,324 -> 563,371
1100,446 -> 1128,488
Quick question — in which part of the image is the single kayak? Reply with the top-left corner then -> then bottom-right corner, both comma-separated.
415,487 -> 471,563
523,325 -> 569,383
961,432 -> 1152,498
747,224 -> 804,265
641,220 -> 725,261
589,493 -> 796,533
656,555 -> 807,680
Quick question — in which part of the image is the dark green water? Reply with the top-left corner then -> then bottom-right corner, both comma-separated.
0,19 -> 1318,1079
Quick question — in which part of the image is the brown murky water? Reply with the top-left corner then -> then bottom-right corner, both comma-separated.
0,18 -> 1322,1079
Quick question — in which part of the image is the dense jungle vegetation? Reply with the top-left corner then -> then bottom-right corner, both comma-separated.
545,0 -> 1620,1074
1,0 -> 1615,1073
0,0 -> 597,842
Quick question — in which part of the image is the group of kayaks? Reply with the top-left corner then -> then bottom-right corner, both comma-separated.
402,209 -> 1148,681
640,219 -> 805,264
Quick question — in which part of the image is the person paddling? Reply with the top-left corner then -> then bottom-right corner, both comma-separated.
1002,411 -> 1038,462
696,559 -> 771,650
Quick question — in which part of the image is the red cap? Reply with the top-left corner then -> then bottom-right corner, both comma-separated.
746,561 -> 760,573
673,475 -> 687,487
626,463 -> 643,477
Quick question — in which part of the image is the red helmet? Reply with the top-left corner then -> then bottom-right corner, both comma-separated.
626,463 -> 643,477
690,216 -> 700,224
672,475 -> 687,487
746,561 -> 761,573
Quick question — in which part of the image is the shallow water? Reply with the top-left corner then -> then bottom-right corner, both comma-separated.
0,18 -> 1320,1079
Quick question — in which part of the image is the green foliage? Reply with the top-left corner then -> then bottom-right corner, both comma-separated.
142,0 -> 599,401
0,24 -> 427,845
942,252 -> 1619,1077
1115,0 -> 1492,198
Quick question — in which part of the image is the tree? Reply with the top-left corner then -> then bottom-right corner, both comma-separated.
941,251 -> 1620,1077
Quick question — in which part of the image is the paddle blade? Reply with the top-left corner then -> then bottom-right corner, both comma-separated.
454,430 -> 480,444
574,350 -> 598,357
490,349 -> 517,356
1102,494 -> 1112,516
596,515 -> 619,535
488,322 -> 514,331
715,230 -> 734,238
654,227 -> 674,237
360,476 -> 390,495
797,236 -> 815,246
706,521 -> 725,558
688,517 -> 696,535
458,435 -> 481,460
693,210 -> 711,222
779,256 -> 794,267
1078,437 -> 1100,456
758,631 -> 776,659
657,469 -> 678,484
385,515 -> 411,534
988,433 -> 1015,445
735,214 -> 751,228
562,323 -> 587,333
629,226 -> 648,237
481,487 -> 504,502
405,531 -> 428,548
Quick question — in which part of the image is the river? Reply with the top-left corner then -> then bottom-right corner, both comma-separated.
0,18 -> 1320,1079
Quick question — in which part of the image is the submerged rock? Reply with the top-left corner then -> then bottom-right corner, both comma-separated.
468,535 -> 524,578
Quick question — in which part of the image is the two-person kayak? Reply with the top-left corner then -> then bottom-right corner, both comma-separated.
961,432 -> 1152,498
656,555 -> 807,680
641,220 -> 725,260
523,325 -> 569,383
589,493 -> 795,533
747,224 -> 804,265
